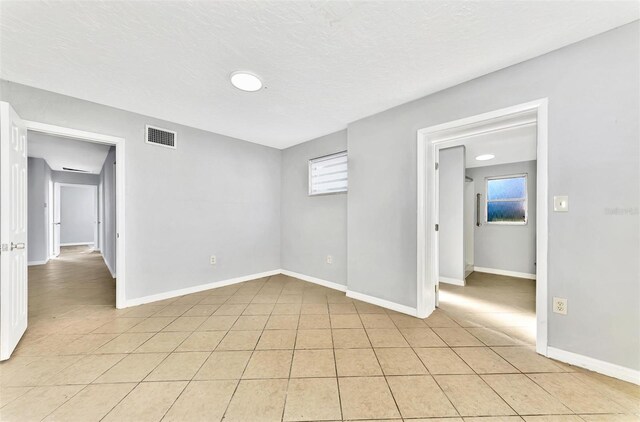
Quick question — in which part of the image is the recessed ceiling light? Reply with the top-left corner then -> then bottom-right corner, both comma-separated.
230,71 -> 263,92
475,154 -> 495,161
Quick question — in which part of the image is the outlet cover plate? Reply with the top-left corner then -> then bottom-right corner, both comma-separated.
553,297 -> 567,315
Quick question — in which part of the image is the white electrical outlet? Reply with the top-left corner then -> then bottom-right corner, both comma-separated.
326,255 -> 333,264
210,255 -> 217,265
553,297 -> 567,315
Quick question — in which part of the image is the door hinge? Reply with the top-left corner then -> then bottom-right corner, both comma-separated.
435,224 -> 439,232
1,243 -> 8,253
435,162 -> 439,170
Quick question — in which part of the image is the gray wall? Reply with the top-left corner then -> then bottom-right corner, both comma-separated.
60,185 -> 96,245
27,157 -> 48,263
1,80 -> 282,301
467,160 -> 537,275
100,147 -> 117,277
347,22 -> 639,370
52,170 -> 99,185
281,130 -> 347,285
44,162 -> 52,260
438,146 -> 465,283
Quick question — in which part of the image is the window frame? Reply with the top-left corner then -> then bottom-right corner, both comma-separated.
485,173 -> 528,225
308,150 -> 348,196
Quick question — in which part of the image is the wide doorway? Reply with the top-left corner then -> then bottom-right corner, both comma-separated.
417,99 -> 548,354
27,131 -> 118,317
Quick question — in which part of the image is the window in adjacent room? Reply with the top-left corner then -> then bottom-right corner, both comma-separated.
486,174 -> 527,224
309,151 -> 348,195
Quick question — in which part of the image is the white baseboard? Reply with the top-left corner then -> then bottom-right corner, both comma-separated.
547,346 -> 640,385
102,255 -> 116,279
123,268 -> 418,321
28,259 -> 49,266
125,269 -> 281,307
440,276 -> 465,286
346,289 -> 417,317
280,270 -> 417,317
473,266 -> 536,280
280,269 -> 347,292
60,242 -> 94,247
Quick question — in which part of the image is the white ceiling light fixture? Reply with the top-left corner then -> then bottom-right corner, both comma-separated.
230,71 -> 263,92
475,154 -> 495,161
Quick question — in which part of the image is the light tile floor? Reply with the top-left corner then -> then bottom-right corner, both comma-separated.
1,247 -> 638,421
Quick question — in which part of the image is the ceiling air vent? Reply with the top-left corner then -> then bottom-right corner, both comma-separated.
146,125 -> 177,149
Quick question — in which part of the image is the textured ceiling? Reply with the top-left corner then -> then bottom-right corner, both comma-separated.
1,1 -> 638,149
28,132 -> 111,174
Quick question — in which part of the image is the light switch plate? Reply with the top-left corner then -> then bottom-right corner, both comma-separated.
554,195 -> 569,212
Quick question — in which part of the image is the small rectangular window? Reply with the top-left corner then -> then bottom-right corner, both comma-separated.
309,151 -> 347,195
486,174 -> 527,224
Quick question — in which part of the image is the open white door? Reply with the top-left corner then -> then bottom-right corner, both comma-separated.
0,102 -> 28,360
53,183 -> 60,257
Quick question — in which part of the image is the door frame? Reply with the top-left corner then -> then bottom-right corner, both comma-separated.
24,121 -> 127,309
416,98 -> 549,356
54,183 -> 99,249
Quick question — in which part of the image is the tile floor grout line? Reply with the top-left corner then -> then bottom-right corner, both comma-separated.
390,308 -> 465,420
360,315 -> 404,420
279,317 -> 299,422
218,276 -> 274,422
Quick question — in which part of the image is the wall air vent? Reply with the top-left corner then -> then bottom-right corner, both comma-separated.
62,167 -> 89,172
145,125 -> 177,149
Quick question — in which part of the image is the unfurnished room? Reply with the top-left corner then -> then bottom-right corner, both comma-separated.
0,1 -> 638,421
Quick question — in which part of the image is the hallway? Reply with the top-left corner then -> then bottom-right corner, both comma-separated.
28,246 -> 115,320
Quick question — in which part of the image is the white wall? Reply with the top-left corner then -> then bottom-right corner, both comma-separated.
467,160 -> 537,275
346,22 -> 639,371
1,80 -> 282,302
438,146 -> 465,284
281,130 -> 347,285
59,185 -> 96,245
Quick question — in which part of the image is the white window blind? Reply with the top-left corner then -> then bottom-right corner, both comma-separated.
309,151 -> 348,195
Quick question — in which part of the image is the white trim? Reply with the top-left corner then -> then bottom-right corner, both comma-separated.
346,290 -> 417,317
416,99 -> 549,354
280,269 -> 347,292
440,276 -> 465,286
122,267 -> 420,320
473,266 -> 536,280
547,347 -> 640,386
28,260 -> 49,266
125,269 -> 281,307
25,120 -> 127,309
60,242 -> 94,247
